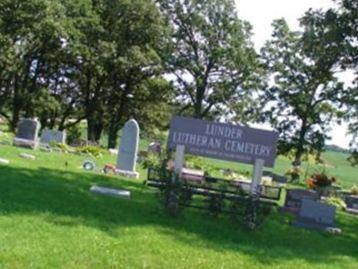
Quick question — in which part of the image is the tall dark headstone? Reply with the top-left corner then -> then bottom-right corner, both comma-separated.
13,119 -> 41,149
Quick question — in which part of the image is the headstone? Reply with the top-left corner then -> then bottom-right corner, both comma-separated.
40,129 -> 66,145
116,119 -> 139,178
13,118 -> 41,149
281,189 -> 319,215
90,185 -> 131,199
292,199 -> 337,231
345,195 -> 358,215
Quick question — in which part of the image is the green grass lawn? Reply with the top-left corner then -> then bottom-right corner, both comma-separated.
0,140 -> 357,268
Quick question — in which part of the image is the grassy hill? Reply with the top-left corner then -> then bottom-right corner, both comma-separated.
0,137 -> 357,268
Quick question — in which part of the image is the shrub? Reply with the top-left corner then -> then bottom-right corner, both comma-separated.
325,196 -> 346,210
66,125 -> 82,145
142,153 -> 161,169
350,185 -> 358,195
285,166 -> 301,181
185,155 -> 215,176
50,142 -> 69,152
76,145 -> 103,158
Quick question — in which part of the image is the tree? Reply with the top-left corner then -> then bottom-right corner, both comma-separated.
157,0 -> 258,119
0,0 -> 85,131
299,0 -> 358,165
261,19 -> 350,166
97,0 -> 173,148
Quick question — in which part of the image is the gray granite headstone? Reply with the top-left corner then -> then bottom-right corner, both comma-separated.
13,119 -> 41,149
116,119 -> 139,178
345,195 -> 358,215
40,129 -> 66,144
293,199 -> 337,231
281,189 -> 319,215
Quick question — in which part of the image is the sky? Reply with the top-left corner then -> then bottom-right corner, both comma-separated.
235,0 -> 353,149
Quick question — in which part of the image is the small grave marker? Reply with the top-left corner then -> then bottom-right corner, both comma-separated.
90,186 -> 131,199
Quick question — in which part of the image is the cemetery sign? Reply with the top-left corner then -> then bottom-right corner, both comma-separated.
168,116 -> 278,167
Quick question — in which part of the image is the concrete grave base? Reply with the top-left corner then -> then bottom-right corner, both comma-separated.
115,169 -> 139,179
90,185 -> 131,199
13,138 -> 39,149
292,218 -> 337,231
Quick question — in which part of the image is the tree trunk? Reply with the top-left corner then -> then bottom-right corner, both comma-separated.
11,106 -> 20,133
87,118 -> 103,143
194,101 -> 202,118
107,123 -> 120,149
293,118 -> 308,166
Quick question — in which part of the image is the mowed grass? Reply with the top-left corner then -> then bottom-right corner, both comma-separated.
0,142 -> 357,269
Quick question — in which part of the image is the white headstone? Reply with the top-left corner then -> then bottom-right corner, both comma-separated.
116,119 -> 139,178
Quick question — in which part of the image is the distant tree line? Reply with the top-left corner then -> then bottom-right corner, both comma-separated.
0,0 -> 356,164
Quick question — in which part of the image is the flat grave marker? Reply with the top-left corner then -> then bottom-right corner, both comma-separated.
90,186 -> 131,199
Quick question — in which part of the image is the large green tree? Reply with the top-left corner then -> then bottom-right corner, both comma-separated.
157,0 -> 258,119
0,0 -> 84,131
295,0 -> 357,165
261,18 -> 350,165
